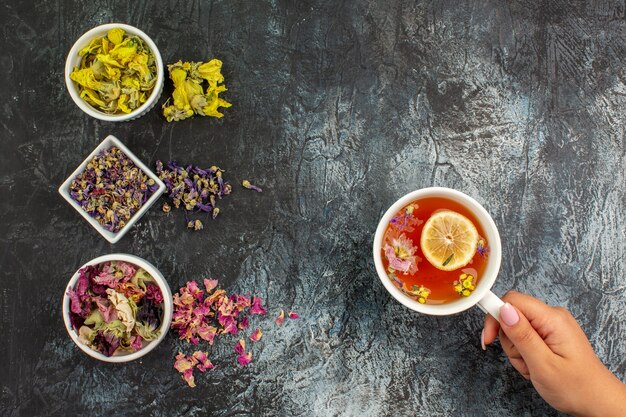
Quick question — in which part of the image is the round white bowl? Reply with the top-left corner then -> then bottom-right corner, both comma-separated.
64,23 -> 164,122
62,254 -> 172,362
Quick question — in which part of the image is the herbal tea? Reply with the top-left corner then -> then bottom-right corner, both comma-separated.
381,197 -> 489,304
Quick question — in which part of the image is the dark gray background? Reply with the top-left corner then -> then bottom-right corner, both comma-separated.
1,0 -> 624,416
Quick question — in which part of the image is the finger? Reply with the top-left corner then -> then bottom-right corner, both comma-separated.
482,313 -> 501,347
509,357 -> 530,380
500,331 -> 530,379
499,302 -> 553,370
501,291 -> 554,338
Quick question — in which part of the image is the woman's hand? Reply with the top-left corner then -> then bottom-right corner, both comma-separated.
482,291 -> 626,417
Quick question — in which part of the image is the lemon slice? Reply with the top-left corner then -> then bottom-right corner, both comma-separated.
420,210 -> 479,271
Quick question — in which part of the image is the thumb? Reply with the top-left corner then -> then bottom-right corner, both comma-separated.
499,302 -> 553,370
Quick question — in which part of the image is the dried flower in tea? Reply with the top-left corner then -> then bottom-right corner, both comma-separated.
69,146 -> 159,233
453,273 -> 476,297
70,28 -> 157,114
162,59 -> 232,122
477,239 -> 490,257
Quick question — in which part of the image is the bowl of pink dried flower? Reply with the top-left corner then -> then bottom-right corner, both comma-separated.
62,253 -> 172,362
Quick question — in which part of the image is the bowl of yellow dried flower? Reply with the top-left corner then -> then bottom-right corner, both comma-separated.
65,23 -> 164,122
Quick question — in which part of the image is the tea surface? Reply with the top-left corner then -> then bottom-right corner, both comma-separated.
381,197 -> 489,304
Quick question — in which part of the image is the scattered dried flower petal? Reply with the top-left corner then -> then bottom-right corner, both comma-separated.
174,352 -> 198,387
237,352 -> 252,366
250,296 -> 266,315
234,339 -> 246,355
249,328 -> 263,342
275,309 -> 285,326
192,351 -> 214,372
288,311 -> 299,320
242,179 -> 262,193
157,160 -> 231,230
238,316 -> 250,330
203,279 -> 218,293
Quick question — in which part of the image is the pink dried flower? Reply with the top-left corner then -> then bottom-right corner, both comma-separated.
234,339 -> 246,355
203,279 -> 218,293
250,296 -> 266,315
185,281 -> 204,302
235,294 -> 251,310
197,324 -> 217,345
275,309 -> 285,326
131,335 -> 143,350
288,311 -> 299,320
249,328 -> 263,342
93,296 -> 116,322
145,283 -> 164,304
238,316 -> 250,330
237,352 -> 252,366
174,352 -> 198,388
192,351 -> 214,372
383,233 -> 421,275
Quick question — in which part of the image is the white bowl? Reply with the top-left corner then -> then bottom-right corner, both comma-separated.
58,134 -> 166,244
62,254 -> 173,362
373,187 -> 504,319
65,23 -> 164,122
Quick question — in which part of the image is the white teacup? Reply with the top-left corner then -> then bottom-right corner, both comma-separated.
373,187 -> 505,321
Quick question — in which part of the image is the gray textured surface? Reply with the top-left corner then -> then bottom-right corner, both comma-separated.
1,0 -> 625,416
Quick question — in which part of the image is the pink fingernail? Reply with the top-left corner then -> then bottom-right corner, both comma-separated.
480,329 -> 486,351
500,303 -> 520,326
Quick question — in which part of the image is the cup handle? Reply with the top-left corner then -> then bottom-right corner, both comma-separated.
477,290 -> 505,323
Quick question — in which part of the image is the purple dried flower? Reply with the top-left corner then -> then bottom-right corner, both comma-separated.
93,331 -> 120,357
68,146 -> 156,233
156,160 -> 231,230
241,180 -> 262,193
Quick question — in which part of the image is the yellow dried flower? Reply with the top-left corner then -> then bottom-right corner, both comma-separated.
107,28 -> 125,45
454,273 -> 476,297
162,59 -> 231,122
70,28 -> 157,114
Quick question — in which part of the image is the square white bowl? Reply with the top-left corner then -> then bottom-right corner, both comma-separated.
58,135 -> 165,243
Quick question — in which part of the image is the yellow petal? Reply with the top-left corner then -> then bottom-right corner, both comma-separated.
107,28 -> 126,45
78,38 -> 102,56
109,38 -> 137,65
70,68 -> 102,90
196,59 -> 224,86
104,65 -> 121,80
96,53 -> 124,68
117,94 -> 132,113
80,88 -> 106,108
172,85 -> 190,109
121,76 -> 140,90
170,68 -> 188,87
101,37 -> 110,54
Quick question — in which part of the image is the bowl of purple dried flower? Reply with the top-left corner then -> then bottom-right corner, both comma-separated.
58,134 -> 166,243
62,253 -> 173,362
